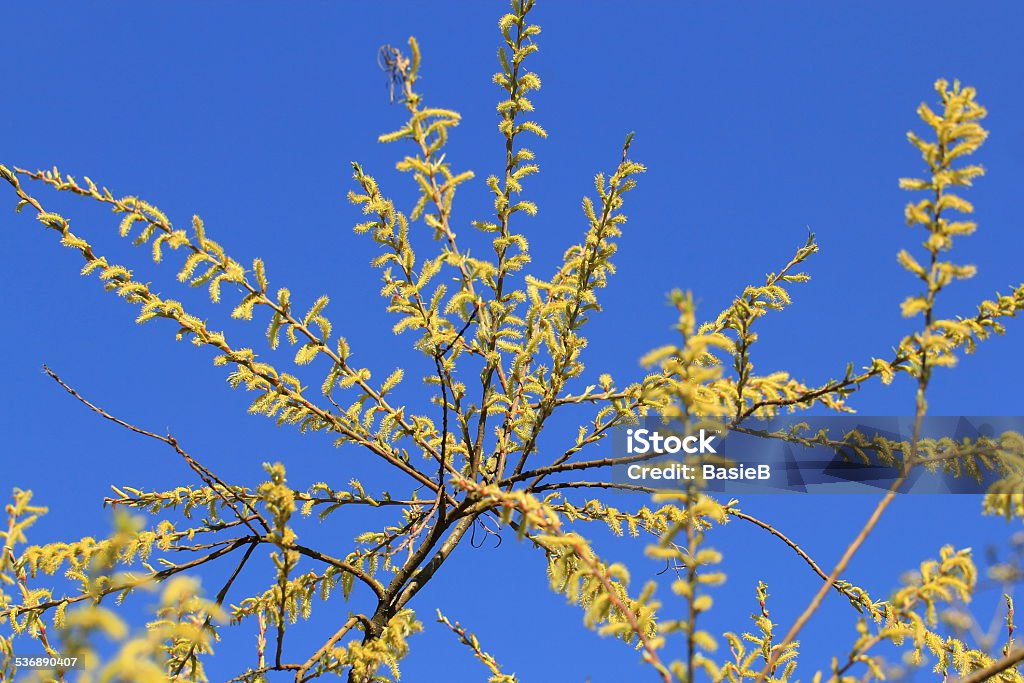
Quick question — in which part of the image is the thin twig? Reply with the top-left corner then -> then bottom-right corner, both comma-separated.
958,648 -> 1024,683
171,540 -> 258,677
286,542 -> 385,601
43,364 -> 270,537
0,536 -> 256,620
294,616 -> 361,682
727,509 -> 859,602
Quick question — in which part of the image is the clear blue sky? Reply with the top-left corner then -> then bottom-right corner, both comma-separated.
2,2 -> 1023,681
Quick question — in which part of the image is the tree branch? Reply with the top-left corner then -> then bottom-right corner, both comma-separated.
43,364 -> 271,537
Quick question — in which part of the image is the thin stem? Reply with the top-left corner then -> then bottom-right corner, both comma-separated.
727,509 -> 864,605
959,648 -> 1024,683
294,616 -> 361,682
171,540 -> 258,678
44,365 -> 270,537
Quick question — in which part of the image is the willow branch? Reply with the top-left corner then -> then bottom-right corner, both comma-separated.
727,508 -> 861,604
0,536 -> 255,620
285,542 -> 385,601
171,540 -> 258,677
959,648 -> 1024,683
294,616 -> 361,683
43,364 -> 270,537
10,168 -> 444,493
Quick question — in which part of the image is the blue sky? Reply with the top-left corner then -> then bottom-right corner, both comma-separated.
2,1 -> 1024,681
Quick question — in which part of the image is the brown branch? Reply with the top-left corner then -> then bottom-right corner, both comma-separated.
456,477 -> 671,682
727,509 -> 863,604
435,610 -> 516,682
286,542 -> 385,601
226,663 -> 303,683
171,540 -> 258,678
754,471 -> 907,683
828,632 -> 886,682
398,350 -> 453,558
755,136 -> 956,678
6,547 -> 65,682
394,513 -> 477,610
5,170 -> 440,497
500,451 -> 655,488
275,550 -> 290,669
471,11 -> 533,477
958,648 -> 1024,683
523,409 -> 631,491
17,167 -> 446,469
532,481 -> 656,495
294,615 -> 361,682
0,536 -> 255,620
554,525 -> 671,681
43,364 -> 270,537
